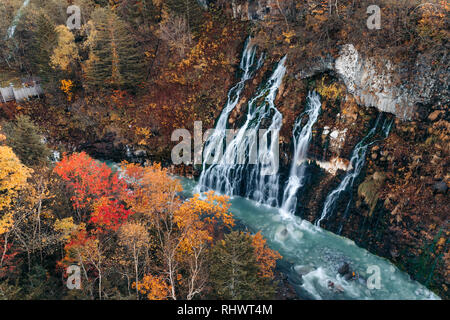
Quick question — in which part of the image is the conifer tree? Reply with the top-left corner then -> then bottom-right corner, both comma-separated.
209,231 -> 277,299
29,13 -> 58,83
116,0 -> 161,28
3,115 -> 51,168
84,7 -> 145,90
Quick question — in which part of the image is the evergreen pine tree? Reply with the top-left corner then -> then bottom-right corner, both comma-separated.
29,13 -> 58,83
209,231 -> 277,299
84,7 -> 145,90
117,0 -> 161,28
3,115 -> 51,167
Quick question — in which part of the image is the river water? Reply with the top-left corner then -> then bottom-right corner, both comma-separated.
179,177 -> 440,300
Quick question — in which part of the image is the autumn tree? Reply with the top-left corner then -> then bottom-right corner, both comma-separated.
123,163 -> 234,300
115,0 -> 162,28
28,12 -> 58,83
50,25 -> 80,74
134,274 -> 172,300
164,0 -> 205,35
159,10 -> 192,57
252,231 -> 282,279
0,128 -> 32,232
60,228 -> 106,299
53,152 -> 129,222
0,126 -> 32,279
55,153 -> 136,299
118,222 -> 150,299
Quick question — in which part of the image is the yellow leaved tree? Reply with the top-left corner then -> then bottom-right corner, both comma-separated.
0,127 -> 33,234
51,25 -> 80,73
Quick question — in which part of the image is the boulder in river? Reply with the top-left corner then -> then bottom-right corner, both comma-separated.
327,281 -> 345,294
275,226 -> 289,241
338,262 -> 350,275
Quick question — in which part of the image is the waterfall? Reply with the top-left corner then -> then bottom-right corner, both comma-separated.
6,0 -> 31,39
315,114 -> 386,227
198,56 -> 287,207
199,37 -> 262,170
280,91 -> 321,217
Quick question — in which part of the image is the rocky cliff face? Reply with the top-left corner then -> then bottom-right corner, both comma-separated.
333,44 -> 447,120
291,43 -> 449,120
212,0 -> 449,121
334,44 -> 415,119
214,0 -> 283,21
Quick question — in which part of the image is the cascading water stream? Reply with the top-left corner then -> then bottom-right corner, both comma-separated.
315,114 -> 391,227
198,56 -> 287,207
6,0 -> 31,39
199,38 -> 262,171
187,42 -> 437,299
279,91 -> 321,217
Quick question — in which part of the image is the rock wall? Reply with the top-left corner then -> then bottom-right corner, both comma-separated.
215,0 -> 280,21
212,0 -> 449,121
335,44 -> 415,119
291,44 -> 449,120
334,44 -> 449,120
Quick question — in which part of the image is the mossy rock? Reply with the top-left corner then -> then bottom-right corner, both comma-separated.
358,172 -> 387,216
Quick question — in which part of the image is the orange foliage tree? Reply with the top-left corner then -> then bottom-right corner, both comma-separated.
251,231 -> 282,279
122,163 -> 234,300
54,152 -> 130,225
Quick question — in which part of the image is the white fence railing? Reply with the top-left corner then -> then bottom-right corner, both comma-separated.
0,82 -> 44,103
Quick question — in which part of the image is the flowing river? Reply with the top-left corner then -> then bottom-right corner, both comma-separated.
180,176 -> 439,300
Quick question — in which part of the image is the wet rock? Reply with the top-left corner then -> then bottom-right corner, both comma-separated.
329,128 -> 348,153
344,272 -> 356,281
338,262 -> 350,275
79,132 -> 127,162
275,226 -> 289,241
334,284 -> 345,293
327,281 -> 344,293
390,249 -> 399,258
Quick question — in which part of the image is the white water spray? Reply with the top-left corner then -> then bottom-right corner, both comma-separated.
315,115 -> 385,227
198,56 -> 287,207
280,91 -> 321,217
199,38 -> 262,170
6,0 -> 31,39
